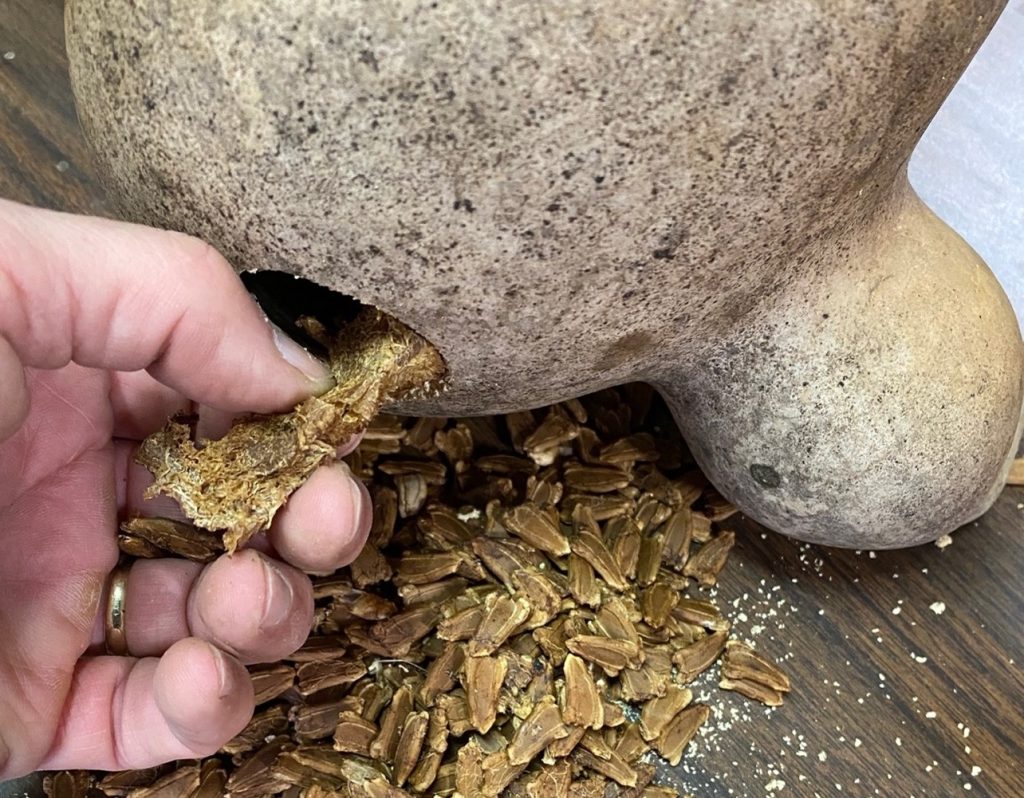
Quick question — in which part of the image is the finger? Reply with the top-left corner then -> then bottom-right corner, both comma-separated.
38,639 -> 252,772
121,559 -> 203,657
114,552 -> 313,663
0,198 -> 332,414
110,371 -> 240,442
108,369 -> 189,441
0,335 -> 29,442
187,551 -> 314,663
267,462 -> 372,574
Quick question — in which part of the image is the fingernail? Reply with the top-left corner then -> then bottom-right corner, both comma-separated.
210,646 -> 234,699
347,469 -> 369,537
259,555 -> 295,629
269,321 -> 335,394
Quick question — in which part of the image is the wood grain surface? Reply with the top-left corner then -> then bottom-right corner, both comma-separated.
1,2 -> 1021,796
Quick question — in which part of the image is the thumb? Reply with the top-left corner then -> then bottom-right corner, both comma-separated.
0,199 -> 333,413
0,335 -> 29,442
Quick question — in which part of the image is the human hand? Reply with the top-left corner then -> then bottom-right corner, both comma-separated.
0,199 -> 372,778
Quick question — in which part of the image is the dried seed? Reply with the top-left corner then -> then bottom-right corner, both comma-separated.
563,462 -> 631,494
526,474 -> 564,507
568,554 -> 602,608
600,432 -> 659,465
223,704 -> 290,757
524,408 -> 579,462
45,771 -> 93,798
464,654 -> 507,733
378,459 -> 447,485
476,454 -> 540,475
404,416 -> 447,452
316,582 -> 394,620
419,642 -> 466,706
613,722 -> 650,764
505,410 -> 537,450
652,704 -> 709,766
394,473 -> 429,518
249,663 -> 295,704
122,764 -> 199,798
701,488 -> 738,521
473,536 -> 547,590
296,659 -> 368,696
641,788 -> 681,798
640,582 -> 680,630
368,606 -> 439,656
720,671 -> 788,705
593,598 -> 640,645
192,760 -> 227,798
354,681 -> 393,723
393,552 -> 467,585
332,712 -> 379,756
533,617 -> 571,666
97,768 -> 166,797
480,750 -> 530,797
116,532 -> 164,559
608,519 -> 642,581
120,517 -> 224,562
292,697 -> 352,742
468,593 -> 532,657
436,691 -> 474,737
683,531 -> 736,586
407,707 -> 449,793
398,577 -> 470,608
618,661 -> 668,703
369,684 -> 413,762
572,530 -> 628,591
672,630 -> 728,684
286,636 -> 348,663
546,723 -> 587,759
507,697 -> 570,765
511,568 -> 564,629
392,710 -> 428,786
659,509 -> 694,570
420,505 -> 475,546
721,641 -> 791,693
434,422 -> 474,462
672,598 -> 730,632
561,654 -> 604,729
350,544 -> 393,588
455,740 -> 493,797
504,503 -> 571,557
579,729 -> 616,761
565,636 -> 643,676
572,748 -> 638,788
635,532 -> 667,587
567,774 -> 610,798
437,604 -> 485,642
363,414 -> 405,440
564,494 -> 634,521
639,686 -> 693,742
224,739 -> 294,797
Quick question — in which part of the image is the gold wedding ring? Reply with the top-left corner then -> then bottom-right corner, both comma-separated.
105,564 -> 130,656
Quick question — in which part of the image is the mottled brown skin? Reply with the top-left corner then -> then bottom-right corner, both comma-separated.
64,0 -> 1023,548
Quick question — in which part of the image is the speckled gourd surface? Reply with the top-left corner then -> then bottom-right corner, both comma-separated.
65,0 -> 1024,548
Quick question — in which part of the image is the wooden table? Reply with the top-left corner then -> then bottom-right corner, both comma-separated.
2,2 -> 1022,796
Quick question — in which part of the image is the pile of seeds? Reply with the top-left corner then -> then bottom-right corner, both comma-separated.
47,384 -> 790,798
